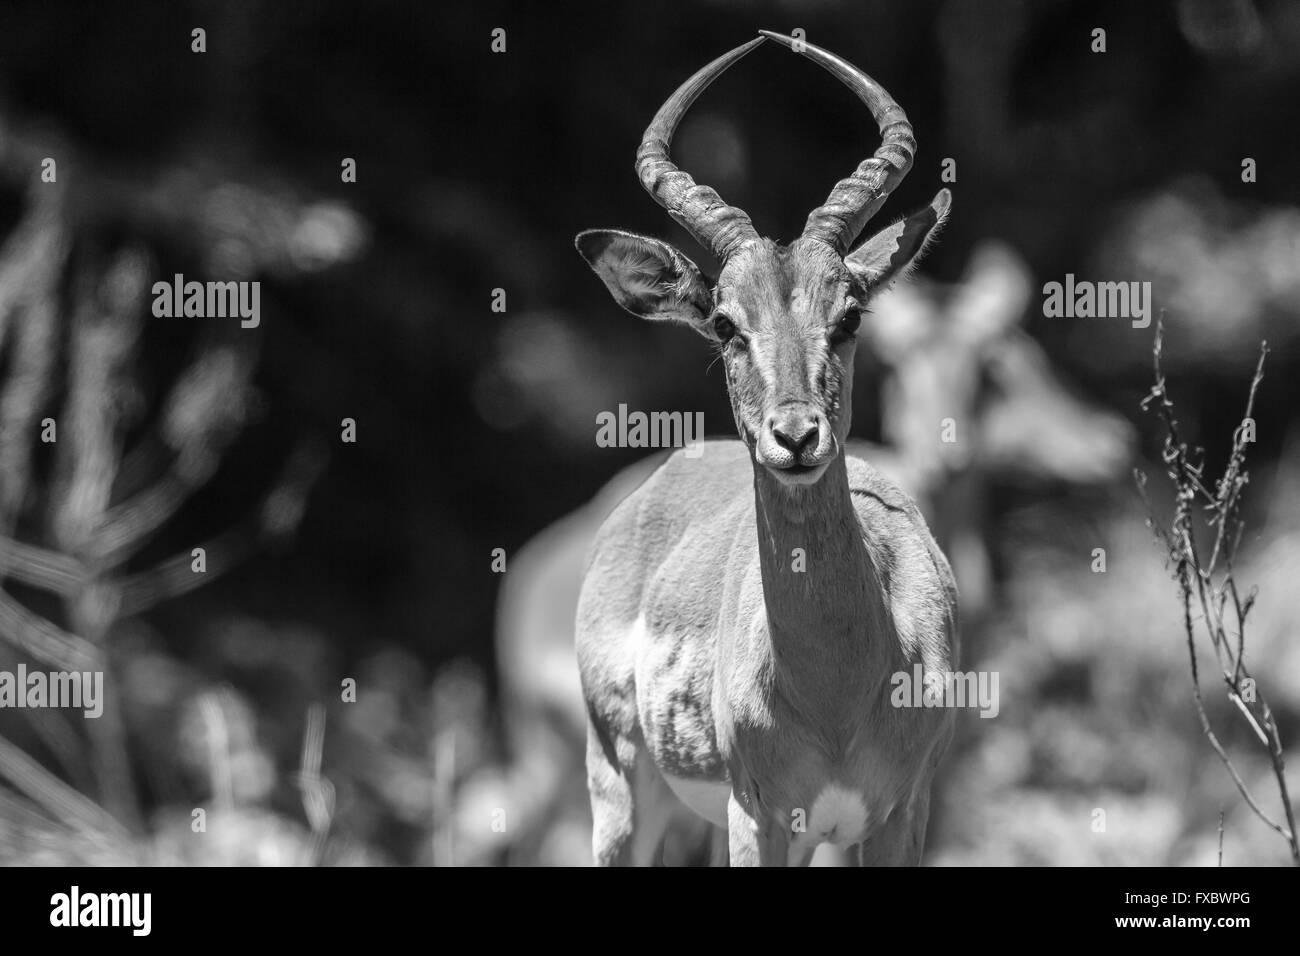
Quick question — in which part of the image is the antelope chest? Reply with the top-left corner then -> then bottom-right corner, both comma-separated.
727,671 -> 944,840
745,731 -> 921,841
794,783 -> 871,846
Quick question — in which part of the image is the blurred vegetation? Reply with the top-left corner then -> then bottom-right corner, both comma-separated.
0,0 -> 1297,864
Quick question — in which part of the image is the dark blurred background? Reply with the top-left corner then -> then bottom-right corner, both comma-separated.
0,0 -> 1298,865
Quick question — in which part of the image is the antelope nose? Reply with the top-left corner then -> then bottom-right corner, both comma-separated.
768,411 -> 820,458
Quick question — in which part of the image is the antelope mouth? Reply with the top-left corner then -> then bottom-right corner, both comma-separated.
764,460 -> 830,486
748,426 -> 836,485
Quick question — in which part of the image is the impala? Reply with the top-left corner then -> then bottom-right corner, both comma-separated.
574,31 -> 957,866
495,248 -> 1135,866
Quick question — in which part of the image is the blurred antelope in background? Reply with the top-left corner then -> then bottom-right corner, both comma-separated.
864,241 -> 1134,623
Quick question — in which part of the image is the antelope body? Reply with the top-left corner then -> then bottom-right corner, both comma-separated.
575,32 -> 958,866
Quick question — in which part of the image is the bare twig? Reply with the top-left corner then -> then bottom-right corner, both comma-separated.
1137,321 -> 1298,864
1218,809 -> 1225,866
115,440 -> 327,616
92,345 -> 259,567
0,732 -> 131,847
0,537 -> 85,596
293,703 -> 334,866
0,587 -> 102,671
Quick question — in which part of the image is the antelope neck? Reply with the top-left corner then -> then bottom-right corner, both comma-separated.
751,451 -> 889,671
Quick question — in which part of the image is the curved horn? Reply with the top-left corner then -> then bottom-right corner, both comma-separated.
760,30 -> 915,255
636,37 -> 765,262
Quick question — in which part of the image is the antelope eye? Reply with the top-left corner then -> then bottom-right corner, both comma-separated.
712,312 -> 737,342
834,307 -> 862,340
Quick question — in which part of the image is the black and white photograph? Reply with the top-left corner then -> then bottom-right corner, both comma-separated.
0,0 -> 1297,932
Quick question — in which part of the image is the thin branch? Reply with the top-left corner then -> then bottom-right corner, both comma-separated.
1218,809 -> 1225,866
0,586 -> 102,671
1138,321 -> 1298,864
115,441 -> 326,616
293,703 -> 334,866
0,537 -> 85,596
0,732 -> 130,846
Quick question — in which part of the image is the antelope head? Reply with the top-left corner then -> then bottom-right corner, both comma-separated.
577,31 -> 950,488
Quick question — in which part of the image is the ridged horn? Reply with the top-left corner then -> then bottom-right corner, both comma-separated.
760,30 -> 915,255
635,37 -> 765,261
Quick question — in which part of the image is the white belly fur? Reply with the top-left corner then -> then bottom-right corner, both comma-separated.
787,785 -> 871,863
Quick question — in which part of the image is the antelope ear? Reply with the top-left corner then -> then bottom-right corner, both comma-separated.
575,229 -> 713,335
845,189 -> 951,292
948,240 -> 1032,343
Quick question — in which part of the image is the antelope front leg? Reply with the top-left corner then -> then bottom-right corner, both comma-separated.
726,790 -> 787,866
